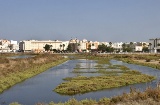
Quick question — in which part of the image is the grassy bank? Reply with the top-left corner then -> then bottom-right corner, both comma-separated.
113,54 -> 160,70
0,54 -> 68,93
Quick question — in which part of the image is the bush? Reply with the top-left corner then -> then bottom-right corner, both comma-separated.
146,59 -> 151,62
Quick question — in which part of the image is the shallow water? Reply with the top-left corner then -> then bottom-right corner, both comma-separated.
0,59 -> 159,105
8,55 -> 35,59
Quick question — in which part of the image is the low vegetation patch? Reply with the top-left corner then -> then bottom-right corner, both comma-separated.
55,55 -> 155,95
54,73 -> 155,95
114,54 -> 160,70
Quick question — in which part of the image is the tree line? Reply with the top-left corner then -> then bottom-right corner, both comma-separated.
43,42 -> 150,53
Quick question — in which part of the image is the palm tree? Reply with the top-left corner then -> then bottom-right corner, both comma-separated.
143,43 -> 146,47
109,42 -> 112,47
60,44 -> 62,50
62,44 -> 65,51
130,42 -> 134,52
130,42 -> 133,46
122,43 -> 126,52
88,44 -> 91,50
149,43 -> 152,53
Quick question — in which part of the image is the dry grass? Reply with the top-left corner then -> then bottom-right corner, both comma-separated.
0,54 -> 68,93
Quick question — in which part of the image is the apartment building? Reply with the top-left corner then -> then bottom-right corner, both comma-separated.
149,38 -> 160,53
19,40 -> 68,52
86,41 -> 99,51
78,39 -> 88,52
10,40 -> 19,52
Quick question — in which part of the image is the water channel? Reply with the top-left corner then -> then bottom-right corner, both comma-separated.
0,59 -> 160,105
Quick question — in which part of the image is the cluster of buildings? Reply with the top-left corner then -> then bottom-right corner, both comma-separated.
0,38 -> 160,53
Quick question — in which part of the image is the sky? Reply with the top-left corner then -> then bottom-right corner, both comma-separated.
0,0 -> 160,42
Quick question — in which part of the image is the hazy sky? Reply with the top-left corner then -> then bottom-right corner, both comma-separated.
0,0 -> 160,42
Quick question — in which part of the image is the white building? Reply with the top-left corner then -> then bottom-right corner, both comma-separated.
61,41 -> 69,51
112,42 -> 123,50
135,46 -> 143,52
19,40 -> 68,52
149,38 -> 160,53
78,39 -> 88,51
0,39 -> 10,52
10,40 -> 19,52
99,42 -> 109,46
77,39 -> 99,52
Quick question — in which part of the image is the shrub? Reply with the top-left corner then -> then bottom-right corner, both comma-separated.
146,59 -> 151,62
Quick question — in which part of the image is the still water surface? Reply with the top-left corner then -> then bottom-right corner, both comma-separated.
0,59 -> 159,105
8,55 -> 35,59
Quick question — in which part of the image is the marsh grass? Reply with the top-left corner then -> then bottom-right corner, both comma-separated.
54,73 -> 155,95
114,54 -> 160,70
120,58 -> 160,70
0,54 -> 68,93
55,55 -> 155,95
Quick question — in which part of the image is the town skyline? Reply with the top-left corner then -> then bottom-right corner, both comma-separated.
0,37 -> 157,43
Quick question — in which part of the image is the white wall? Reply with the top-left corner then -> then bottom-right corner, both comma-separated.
135,46 -> 143,51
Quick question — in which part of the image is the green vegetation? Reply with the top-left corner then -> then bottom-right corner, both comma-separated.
98,44 -> 114,53
113,54 -> 160,70
54,73 -> 155,95
54,55 -> 155,95
44,44 -> 53,51
0,54 -> 68,93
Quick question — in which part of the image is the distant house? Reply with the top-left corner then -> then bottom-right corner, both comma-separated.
10,40 -> 19,52
78,39 -> 88,52
112,42 -> 123,52
0,39 -> 10,52
86,41 -> 99,52
135,42 -> 143,52
149,38 -> 160,53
